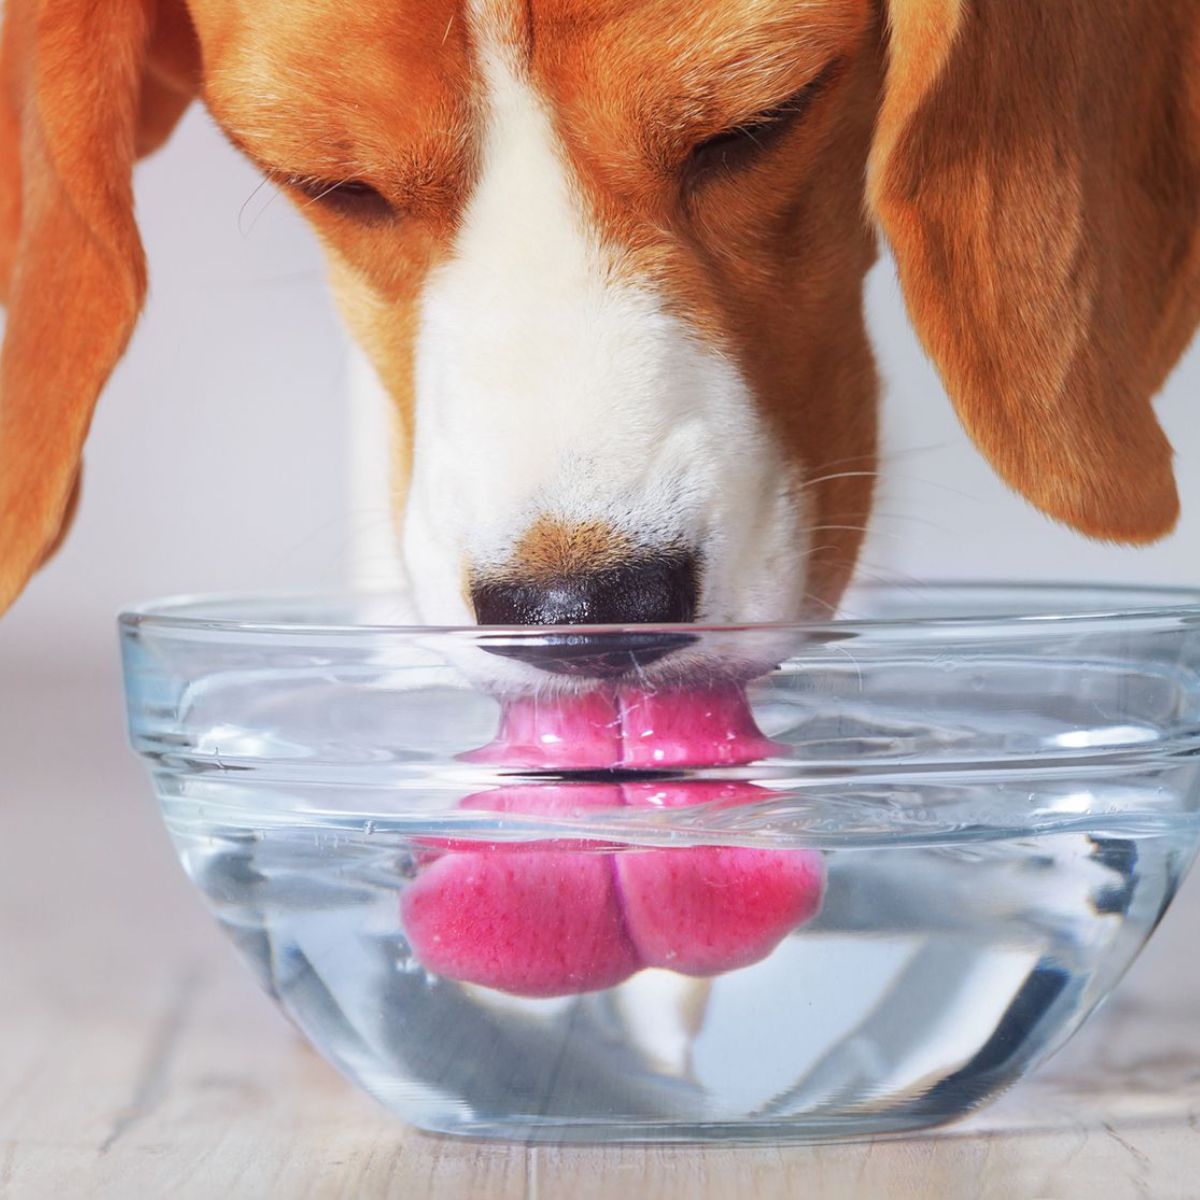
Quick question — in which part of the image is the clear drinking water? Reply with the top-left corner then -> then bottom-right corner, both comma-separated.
123,585 -> 1200,1142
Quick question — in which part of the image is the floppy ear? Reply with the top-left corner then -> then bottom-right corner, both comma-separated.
870,0 -> 1200,542
0,0 -> 198,614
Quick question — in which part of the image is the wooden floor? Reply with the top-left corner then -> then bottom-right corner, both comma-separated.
3,669 -> 1200,1198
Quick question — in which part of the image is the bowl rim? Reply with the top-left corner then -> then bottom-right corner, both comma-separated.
118,580 -> 1200,639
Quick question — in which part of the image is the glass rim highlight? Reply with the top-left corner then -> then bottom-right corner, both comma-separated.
118,580 -> 1200,639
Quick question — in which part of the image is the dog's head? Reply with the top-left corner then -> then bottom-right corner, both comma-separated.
1,0 -> 1198,630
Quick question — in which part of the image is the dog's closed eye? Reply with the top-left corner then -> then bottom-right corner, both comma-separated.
687,59 -> 842,181
287,175 -> 395,221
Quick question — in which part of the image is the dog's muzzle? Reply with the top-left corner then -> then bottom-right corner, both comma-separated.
472,553 -> 700,676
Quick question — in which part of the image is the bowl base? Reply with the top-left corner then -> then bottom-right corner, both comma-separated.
405,1112 -> 961,1146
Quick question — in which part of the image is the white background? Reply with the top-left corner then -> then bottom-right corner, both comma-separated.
1,106 -> 1197,680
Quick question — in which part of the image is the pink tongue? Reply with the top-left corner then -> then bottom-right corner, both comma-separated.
462,689 -> 623,770
402,686 -> 823,997
464,684 -> 780,769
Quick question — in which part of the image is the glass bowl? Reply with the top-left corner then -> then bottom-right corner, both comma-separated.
119,583 -> 1200,1143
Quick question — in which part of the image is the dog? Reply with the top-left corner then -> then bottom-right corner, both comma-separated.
0,0 -> 1198,639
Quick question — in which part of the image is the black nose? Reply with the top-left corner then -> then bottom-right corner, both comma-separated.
471,553 -> 700,677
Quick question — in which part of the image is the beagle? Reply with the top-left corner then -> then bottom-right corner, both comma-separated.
1,0 -> 1198,637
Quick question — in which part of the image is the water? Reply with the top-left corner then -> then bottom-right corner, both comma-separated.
164,796 -> 1199,1142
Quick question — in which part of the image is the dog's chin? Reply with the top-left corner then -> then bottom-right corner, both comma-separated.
415,617 -> 806,701
478,628 -> 700,679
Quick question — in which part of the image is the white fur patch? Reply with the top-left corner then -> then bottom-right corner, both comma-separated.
401,12 -> 810,627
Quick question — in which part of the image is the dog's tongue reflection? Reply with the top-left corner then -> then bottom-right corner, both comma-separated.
402,684 -> 825,998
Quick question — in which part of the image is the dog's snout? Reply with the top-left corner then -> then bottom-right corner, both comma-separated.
472,553 -> 699,626
471,553 -> 699,677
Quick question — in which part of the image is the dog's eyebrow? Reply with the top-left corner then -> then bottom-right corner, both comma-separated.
618,0 -> 866,131
203,88 -> 380,179
211,111 -> 473,211
218,127 -> 316,183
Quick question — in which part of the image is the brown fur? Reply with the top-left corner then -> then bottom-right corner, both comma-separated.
0,0 -> 189,614
507,518 -> 635,582
0,0 -> 1198,617
526,1 -> 881,603
871,0 -> 1200,542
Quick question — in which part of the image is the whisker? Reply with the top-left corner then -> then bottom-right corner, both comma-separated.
827,641 -> 865,691
881,441 -> 952,460
799,470 -> 880,491
799,591 -> 840,615
807,523 -> 938,548
804,442 -> 947,476
853,510 -> 955,533
242,183 -> 285,237
237,176 -> 272,237
797,542 -> 849,565
806,505 -> 959,536
875,477 -> 986,504
803,468 -> 986,507
852,566 -> 958,610
849,562 -> 934,588
301,179 -> 347,209
803,452 -> 878,474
